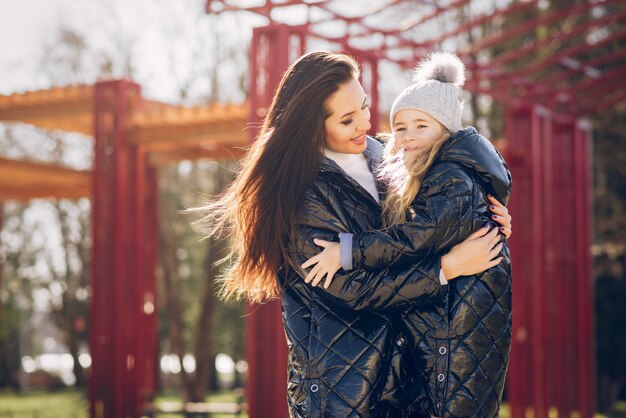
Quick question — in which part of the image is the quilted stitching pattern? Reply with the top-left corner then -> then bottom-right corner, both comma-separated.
348,128 -> 513,417
281,138 -> 451,417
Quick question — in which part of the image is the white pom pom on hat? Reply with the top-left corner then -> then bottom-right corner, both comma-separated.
413,51 -> 466,87
390,51 -> 466,133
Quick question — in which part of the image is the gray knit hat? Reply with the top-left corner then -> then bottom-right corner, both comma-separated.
390,52 -> 465,133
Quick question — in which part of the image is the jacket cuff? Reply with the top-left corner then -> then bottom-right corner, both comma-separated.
439,268 -> 448,285
338,233 -> 354,270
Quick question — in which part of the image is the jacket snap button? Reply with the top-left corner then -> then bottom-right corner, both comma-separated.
310,384 -> 319,392
439,346 -> 446,355
438,373 -> 445,382
396,336 -> 406,347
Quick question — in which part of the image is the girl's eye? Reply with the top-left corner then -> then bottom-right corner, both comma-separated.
417,125 -> 426,129
341,119 -> 353,126
395,127 -> 406,132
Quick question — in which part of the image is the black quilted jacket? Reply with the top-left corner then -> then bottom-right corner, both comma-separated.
280,137 -> 447,417
348,127 -> 513,417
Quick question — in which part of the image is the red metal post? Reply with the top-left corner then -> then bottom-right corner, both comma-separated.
90,80 -> 157,418
530,107 -> 550,418
573,121 -> 595,418
504,107 -> 533,418
505,107 -> 597,417
552,120 -> 576,417
246,24 -> 305,418
132,144 -> 159,413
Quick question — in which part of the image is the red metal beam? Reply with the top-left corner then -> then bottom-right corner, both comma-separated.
486,24 -> 626,83
538,48 -> 626,92
486,10 -> 626,70
206,0 -> 332,18
569,67 -> 626,105
575,86 -> 626,117
430,0 -> 540,51
463,0 -> 613,56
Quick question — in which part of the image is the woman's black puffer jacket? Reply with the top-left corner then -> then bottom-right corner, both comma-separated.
280,137 -> 449,418
346,127 -> 513,417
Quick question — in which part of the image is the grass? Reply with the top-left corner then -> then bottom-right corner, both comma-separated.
0,390 -> 87,418
0,390 -> 620,418
0,389 -> 246,418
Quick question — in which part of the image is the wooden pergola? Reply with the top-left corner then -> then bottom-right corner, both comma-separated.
0,84 -> 249,202
0,82 -> 249,416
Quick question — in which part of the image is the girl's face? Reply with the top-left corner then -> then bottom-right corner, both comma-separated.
392,109 -> 445,154
324,77 -> 371,154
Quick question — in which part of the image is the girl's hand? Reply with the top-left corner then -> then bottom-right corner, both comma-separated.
301,239 -> 341,288
488,195 -> 512,238
441,226 -> 503,280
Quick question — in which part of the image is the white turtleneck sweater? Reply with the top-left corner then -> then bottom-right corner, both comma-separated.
323,148 -> 379,202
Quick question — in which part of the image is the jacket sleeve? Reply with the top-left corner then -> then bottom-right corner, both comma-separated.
350,165 -> 484,270
288,188 -> 446,311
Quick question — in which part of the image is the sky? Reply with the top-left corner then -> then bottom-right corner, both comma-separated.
0,0 -> 255,100
0,0 -> 411,106
1,0 -> 102,93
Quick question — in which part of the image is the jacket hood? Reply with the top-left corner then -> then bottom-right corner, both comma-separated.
439,127 -> 512,203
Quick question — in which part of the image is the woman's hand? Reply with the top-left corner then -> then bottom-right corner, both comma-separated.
301,239 -> 341,288
441,226 -> 503,280
488,195 -> 512,238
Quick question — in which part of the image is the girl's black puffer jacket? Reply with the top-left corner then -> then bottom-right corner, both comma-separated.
346,127 -> 513,417
280,137 -> 448,418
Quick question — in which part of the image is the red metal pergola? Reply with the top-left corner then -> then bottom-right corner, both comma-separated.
200,1 -> 624,418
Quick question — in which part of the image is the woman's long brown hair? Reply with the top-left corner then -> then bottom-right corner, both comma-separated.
193,51 -> 360,303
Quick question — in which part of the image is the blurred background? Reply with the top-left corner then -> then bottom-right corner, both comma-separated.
0,0 -> 625,417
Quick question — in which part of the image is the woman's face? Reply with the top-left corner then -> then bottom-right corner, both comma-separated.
392,109 -> 444,154
324,77 -> 371,154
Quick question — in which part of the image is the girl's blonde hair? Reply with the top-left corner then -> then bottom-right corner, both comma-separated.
380,127 -> 451,226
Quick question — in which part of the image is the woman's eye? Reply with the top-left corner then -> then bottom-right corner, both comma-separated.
341,119 -> 353,126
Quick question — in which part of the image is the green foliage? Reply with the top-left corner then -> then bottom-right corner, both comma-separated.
593,107 -> 626,409
157,159 -> 246,390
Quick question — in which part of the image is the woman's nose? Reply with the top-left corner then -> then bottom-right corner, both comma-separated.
358,110 -> 371,132
357,118 -> 371,132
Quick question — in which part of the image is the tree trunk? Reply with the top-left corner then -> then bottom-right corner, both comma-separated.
189,166 -> 230,402
160,230 -> 194,401
189,253 -> 216,402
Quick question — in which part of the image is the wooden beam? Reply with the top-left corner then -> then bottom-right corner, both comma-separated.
0,157 -> 91,201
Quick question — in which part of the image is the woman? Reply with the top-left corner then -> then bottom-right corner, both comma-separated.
302,53 -> 513,417
195,51 -> 511,417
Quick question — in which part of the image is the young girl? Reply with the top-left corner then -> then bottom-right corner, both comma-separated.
302,52 -> 513,417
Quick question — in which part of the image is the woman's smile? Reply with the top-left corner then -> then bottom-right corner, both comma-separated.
351,132 -> 367,145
